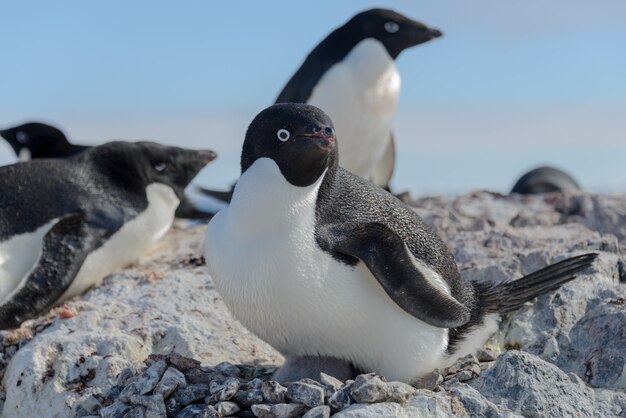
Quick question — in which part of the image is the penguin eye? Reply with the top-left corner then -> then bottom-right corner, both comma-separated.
154,162 -> 168,173
16,131 -> 29,144
277,129 -> 290,142
384,22 -> 400,33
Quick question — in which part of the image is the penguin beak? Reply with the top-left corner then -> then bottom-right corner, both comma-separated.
300,133 -> 336,151
197,150 -> 218,165
409,25 -> 443,46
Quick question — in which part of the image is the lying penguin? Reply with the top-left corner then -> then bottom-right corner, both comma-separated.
203,103 -> 597,383
199,8 -> 441,202
0,122 -> 214,220
0,141 -> 216,329
511,166 -> 581,194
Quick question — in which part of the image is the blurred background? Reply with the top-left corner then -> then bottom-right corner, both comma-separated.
1,0 -> 625,195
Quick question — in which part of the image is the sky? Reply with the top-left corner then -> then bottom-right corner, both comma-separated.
1,1 -> 625,195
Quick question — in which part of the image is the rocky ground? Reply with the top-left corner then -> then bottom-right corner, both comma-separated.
1,191 -> 625,418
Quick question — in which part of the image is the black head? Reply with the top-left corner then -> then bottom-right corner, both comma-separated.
0,122 -> 71,159
341,9 -> 442,59
242,104 -> 337,187
84,141 -> 217,198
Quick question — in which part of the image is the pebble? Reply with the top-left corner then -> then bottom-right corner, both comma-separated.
251,403 -> 307,418
350,374 -> 390,403
100,401 -> 131,418
233,389 -> 264,407
476,348 -> 498,363
286,381 -> 325,407
302,405 -> 331,418
128,394 -> 167,418
135,361 -> 168,395
215,401 -> 241,416
386,381 -> 417,403
214,362 -> 240,377
261,380 -> 287,404
328,387 -> 352,412
154,367 -> 186,398
122,406 -> 145,418
172,384 -> 210,406
416,369 -> 443,390
167,353 -> 201,373
209,377 -> 240,401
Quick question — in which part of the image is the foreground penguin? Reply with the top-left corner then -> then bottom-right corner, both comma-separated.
204,104 -> 597,383
199,8 -> 441,202
0,142 -> 216,329
0,122 -> 214,220
511,166 -> 581,195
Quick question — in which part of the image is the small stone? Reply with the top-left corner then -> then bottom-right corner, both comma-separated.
443,365 -> 457,376
287,381 -> 325,407
479,361 -> 496,371
246,378 -> 264,390
76,395 -> 101,416
261,380 -> 287,404
416,369 -> 443,390
476,348 -> 498,362
100,402 -> 131,418
386,381 -> 417,403
186,368 -> 224,385
214,362 -> 240,377
464,363 -> 481,377
127,394 -> 166,418
233,389 -> 264,407
253,364 -> 278,379
456,354 -> 479,369
215,401 -> 241,416
200,405 -> 218,418
167,353 -> 201,373
209,377 -> 240,401
319,373 -> 343,392
119,384 -> 140,403
154,367 -> 186,398
350,374 -> 390,403
117,368 -> 136,387
238,364 -> 257,379
123,406 -> 146,418
172,384 -> 210,406
165,398 -> 182,416
135,360 -> 168,395
302,405 -> 331,418
251,403 -> 307,418
174,404 -> 205,418
328,387 -> 352,412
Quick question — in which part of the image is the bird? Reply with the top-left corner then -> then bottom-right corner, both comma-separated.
511,166 -> 581,194
199,8 -> 442,203
0,141 -> 216,329
203,103 -> 597,383
0,122 -> 214,220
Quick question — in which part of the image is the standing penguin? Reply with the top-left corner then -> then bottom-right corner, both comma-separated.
199,8 -> 441,203
0,141 -> 216,329
204,104 -> 597,383
0,122 -> 214,220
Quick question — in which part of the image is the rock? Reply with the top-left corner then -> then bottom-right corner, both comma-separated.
172,383 -> 210,406
349,374 -> 390,403
123,406 -> 146,418
302,405 -> 330,418
286,381 -> 325,407
185,367 -> 224,385
174,404 -> 212,418
328,385 -> 352,412
261,380 -> 287,404
167,353 -> 200,373
153,367 -> 186,398
214,362 -> 240,377
135,360 -> 167,395
448,383 -> 520,417
415,369 -> 443,390
127,394 -> 166,418
119,383 -> 140,403
100,402 -> 131,418
164,398 -> 182,416
215,401 -> 240,416
209,376 -> 240,401
246,377 -> 264,390
386,381 -> 417,403
251,403 -> 307,418
232,389 -> 264,407
333,392 -> 457,418
476,348 -> 498,362
319,373 -> 342,391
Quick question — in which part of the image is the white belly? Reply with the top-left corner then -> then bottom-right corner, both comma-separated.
307,39 -> 400,183
61,183 -> 179,299
204,159 -> 447,382
0,219 -> 58,302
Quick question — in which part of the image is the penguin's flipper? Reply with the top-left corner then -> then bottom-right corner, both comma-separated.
0,213 -> 107,329
174,197 -> 214,220
195,185 -> 235,204
319,222 -> 470,328
370,133 -> 395,190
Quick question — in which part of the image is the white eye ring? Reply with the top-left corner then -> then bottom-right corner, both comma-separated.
384,22 -> 399,33
154,162 -> 167,172
16,131 -> 29,144
277,129 -> 290,142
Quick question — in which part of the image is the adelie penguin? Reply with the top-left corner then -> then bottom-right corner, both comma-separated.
200,8 -> 441,202
0,122 -> 214,220
511,165 -> 581,195
0,141 -> 216,329
204,103 -> 598,383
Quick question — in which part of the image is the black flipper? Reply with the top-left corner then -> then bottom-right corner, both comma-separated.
0,213 -> 108,329
318,222 -> 470,328
475,253 -> 598,313
196,185 -> 234,204
174,197 -> 214,220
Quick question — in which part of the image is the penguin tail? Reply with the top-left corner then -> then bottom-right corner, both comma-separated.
475,253 -> 598,314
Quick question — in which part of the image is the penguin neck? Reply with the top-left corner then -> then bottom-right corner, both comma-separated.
343,38 -> 398,86
227,158 -> 325,234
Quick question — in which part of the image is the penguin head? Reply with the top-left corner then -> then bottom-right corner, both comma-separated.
0,122 -> 70,160
86,141 -> 217,199
346,9 -> 442,59
242,103 -> 337,187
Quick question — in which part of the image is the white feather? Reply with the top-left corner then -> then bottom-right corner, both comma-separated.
204,158 -> 450,383
307,39 -> 400,185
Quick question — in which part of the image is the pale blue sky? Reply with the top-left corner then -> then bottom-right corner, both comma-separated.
1,1 -> 625,194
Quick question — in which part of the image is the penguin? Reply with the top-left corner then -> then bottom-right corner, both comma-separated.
199,8 -> 442,203
203,103 -> 597,383
511,166 -> 581,195
0,122 -> 213,220
0,141 -> 216,329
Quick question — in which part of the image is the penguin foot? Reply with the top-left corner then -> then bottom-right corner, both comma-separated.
272,355 -> 356,384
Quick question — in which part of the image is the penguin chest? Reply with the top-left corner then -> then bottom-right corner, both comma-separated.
61,183 -> 180,300
307,39 -> 400,181
0,219 -> 58,302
